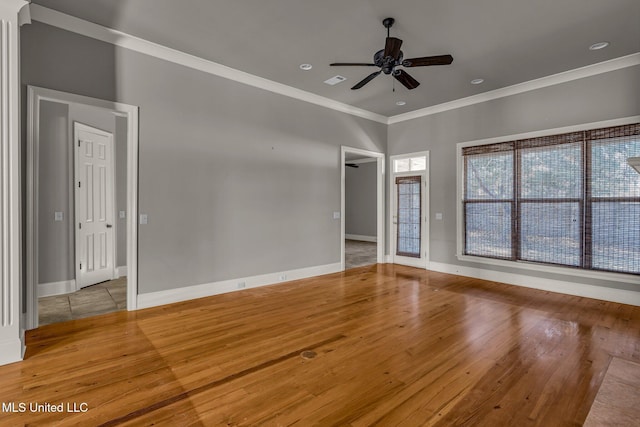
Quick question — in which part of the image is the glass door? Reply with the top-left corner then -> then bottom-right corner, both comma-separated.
396,176 -> 422,258
391,153 -> 429,268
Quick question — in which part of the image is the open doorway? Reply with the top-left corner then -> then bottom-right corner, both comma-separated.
341,147 -> 385,270
27,86 -> 139,329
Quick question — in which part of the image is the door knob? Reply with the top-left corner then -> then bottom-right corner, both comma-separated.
106,224 -> 113,228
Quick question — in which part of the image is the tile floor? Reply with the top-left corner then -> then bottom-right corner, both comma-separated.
345,239 -> 377,269
38,277 -> 127,326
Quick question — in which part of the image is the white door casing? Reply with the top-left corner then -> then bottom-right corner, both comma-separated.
74,122 -> 116,288
340,147 -> 386,270
27,86 -> 140,331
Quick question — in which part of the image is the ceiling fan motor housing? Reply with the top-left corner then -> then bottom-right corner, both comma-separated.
374,49 -> 404,74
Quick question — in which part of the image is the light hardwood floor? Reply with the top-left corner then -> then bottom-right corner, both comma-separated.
1,264 -> 639,426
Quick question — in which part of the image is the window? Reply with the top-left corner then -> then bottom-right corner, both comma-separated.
462,123 -> 640,275
396,176 -> 422,257
394,156 -> 426,173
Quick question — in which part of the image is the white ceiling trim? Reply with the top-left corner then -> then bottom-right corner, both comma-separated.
29,4 -> 639,127
388,53 -> 640,124
28,4 -> 388,124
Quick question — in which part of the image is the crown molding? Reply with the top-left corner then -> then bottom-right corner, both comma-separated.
28,4 -> 388,124
388,53 -> 640,124
0,0 -> 29,16
29,4 -> 639,127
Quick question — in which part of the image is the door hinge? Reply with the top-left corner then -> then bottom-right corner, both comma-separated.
79,263 -> 82,270
78,140 -> 80,147
79,223 -> 82,229
78,181 -> 81,188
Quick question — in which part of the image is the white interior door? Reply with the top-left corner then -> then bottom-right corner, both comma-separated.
391,153 -> 429,268
74,122 -> 116,288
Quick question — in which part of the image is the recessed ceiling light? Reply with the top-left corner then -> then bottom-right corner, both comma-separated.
589,41 -> 609,51
396,101 -> 406,106
299,63 -> 313,71
471,78 -> 484,85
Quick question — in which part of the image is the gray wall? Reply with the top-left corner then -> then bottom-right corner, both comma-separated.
388,65 -> 640,291
22,22 -> 387,294
38,100 -> 71,284
345,162 -> 377,238
37,100 -> 128,284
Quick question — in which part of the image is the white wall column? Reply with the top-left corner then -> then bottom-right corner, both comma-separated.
0,0 -> 29,366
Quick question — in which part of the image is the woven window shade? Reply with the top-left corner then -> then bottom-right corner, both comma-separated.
462,122 -> 640,275
588,123 -> 640,273
396,176 -> 421,257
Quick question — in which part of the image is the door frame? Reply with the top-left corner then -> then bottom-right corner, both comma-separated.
340,146 -> 385,270
389,152 -> 430,269
73,122 -> 117,289
26,86 -> 139,330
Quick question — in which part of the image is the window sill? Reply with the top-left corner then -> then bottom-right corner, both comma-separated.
456,254 -> 640,285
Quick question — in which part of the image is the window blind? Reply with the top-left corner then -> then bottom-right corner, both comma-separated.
396,176 -> 422,257
462,123 -> 640,275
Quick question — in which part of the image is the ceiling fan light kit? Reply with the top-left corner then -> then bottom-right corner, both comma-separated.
330,17 -> 453,90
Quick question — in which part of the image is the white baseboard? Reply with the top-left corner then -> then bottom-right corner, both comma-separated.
38,279 -> 76,297
385,255 -> 393,263
137,262 -> 343,309
116,266 -> 128,278
429,261 -> 640,306
345,234 -> 377,243
0,338 -> 23,365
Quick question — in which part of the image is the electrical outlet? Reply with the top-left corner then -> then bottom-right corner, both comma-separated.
119,210 -> 126,219
54,211 -> 63,221
237,282 -> 246,289
139,214 -> 148,224
279,275 -> 287,281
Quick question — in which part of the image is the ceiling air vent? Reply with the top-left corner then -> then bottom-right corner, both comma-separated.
324,75 -> 347,86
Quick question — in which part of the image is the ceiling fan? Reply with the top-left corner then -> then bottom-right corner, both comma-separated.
330,17 -> 453,90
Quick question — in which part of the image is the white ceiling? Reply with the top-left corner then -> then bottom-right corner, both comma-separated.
32,0 -> 640,117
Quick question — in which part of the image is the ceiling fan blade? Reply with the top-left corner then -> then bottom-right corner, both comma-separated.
351,71 -> 381,90
402,54 -> 453,67
330,63 -> 377,66
394,70 -> 420,90
384,37 -> 403,60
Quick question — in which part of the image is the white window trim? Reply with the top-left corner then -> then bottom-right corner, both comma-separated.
456,115 -> 640,285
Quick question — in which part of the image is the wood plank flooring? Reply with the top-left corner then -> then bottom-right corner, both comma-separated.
1,264 -> 639,426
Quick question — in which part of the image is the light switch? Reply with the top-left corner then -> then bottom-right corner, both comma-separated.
435,213 -> 443,220
333,211 -> 341,219
54,211 -> 63,221
119,210 -> 126,219
139,214 -> 148,225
